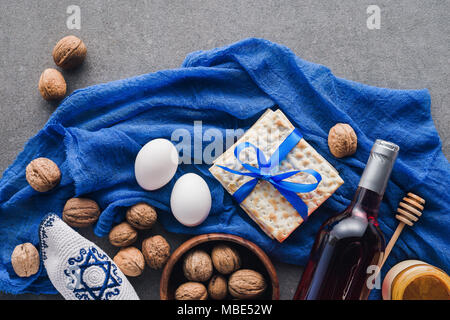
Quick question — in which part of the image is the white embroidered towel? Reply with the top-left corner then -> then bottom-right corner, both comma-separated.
39,213 -> 139,300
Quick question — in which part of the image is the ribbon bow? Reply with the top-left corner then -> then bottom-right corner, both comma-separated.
217,129 -> 322,220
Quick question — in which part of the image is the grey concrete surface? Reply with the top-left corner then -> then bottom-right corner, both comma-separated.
0,0 -> 448,300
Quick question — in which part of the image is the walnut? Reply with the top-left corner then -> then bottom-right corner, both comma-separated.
108,222 -> 138,247
11,243 -> 40,277
142,235 -> 170,269
175,282 -> 208,300
38,68 -> 67,100
52,35 -> 87,69
228,269 -> 267,299
62,197 -> 101,228
113,247 -> 145,277
208,274 -> 227,300
328,123 -> 357,158
126,203 -> 157,230
211,244 -> 241,275
183,249 -> 213,282
25,157 -> 61,192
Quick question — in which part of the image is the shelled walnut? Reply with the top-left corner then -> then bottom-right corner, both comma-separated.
142,235 -> 170,269
113,247 -> 145,277
108,222 -> 138,247
25,157 -> 61,192
38,68 -> 66,100
62,197 -> 101,228
126,203 -> 157,230
208,274 -> 228,300
183,249 -> 213,282
228,269 -> 267,299
211,244 -> 241,275
328,123 -> 357,158
11,243 -> 40,277
175,282 -> 208,300
52,35 -> 87,69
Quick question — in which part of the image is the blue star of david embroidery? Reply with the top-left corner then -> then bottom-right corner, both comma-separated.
64,247 -> 122,300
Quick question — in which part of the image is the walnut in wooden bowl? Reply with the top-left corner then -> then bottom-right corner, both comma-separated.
160,233 -> 279,300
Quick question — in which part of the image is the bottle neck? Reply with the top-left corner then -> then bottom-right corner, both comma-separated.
354,141 -> 397,219
350,187 -> 383,220
358,144 -> 397,195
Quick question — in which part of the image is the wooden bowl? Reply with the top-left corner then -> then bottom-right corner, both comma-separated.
160,233 -> 280,300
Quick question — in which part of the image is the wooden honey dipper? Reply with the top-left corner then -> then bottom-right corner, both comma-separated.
379,192 -> 426,269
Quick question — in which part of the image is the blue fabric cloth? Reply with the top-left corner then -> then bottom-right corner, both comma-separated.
0,38 -> 448,299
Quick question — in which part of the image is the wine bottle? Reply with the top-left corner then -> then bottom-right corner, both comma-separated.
293,139 -> 399,300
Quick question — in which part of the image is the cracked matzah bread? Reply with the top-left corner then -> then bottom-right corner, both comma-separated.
209,109 -> 344,242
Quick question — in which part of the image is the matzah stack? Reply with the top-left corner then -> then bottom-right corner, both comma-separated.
210,109 -> 344,242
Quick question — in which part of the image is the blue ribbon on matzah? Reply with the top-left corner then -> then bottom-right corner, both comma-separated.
216,128 -> 322,220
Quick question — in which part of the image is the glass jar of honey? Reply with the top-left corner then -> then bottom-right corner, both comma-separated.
382,260 -> 450,300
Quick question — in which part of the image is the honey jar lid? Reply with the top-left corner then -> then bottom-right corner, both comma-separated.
382,260 -> 450,300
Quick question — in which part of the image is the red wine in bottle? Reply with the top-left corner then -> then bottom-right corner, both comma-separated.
293,140 -> 399,300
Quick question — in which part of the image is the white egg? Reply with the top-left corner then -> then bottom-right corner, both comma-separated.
170,173 -> 212,227
135,138 -> 179,191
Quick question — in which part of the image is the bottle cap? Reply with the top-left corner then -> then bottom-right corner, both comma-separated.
358,139 -> 399,195
371,139 -> 400,159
